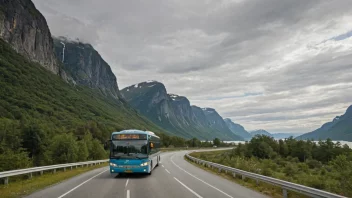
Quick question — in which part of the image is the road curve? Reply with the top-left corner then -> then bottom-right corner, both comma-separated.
26,150 -> 268,198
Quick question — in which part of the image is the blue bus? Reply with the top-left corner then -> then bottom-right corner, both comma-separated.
106,129 -> 161,175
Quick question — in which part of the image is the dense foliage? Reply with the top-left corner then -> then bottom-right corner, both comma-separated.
192,135 -> 352,197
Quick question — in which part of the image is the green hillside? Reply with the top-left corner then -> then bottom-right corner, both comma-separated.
0,39 -> 171,170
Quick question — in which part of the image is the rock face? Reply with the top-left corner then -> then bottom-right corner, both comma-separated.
121,81 -> 243,140
0,0 -> 60,74
296,105 -> 352,141
224,118 -> 252,140
53,37 -> 122,99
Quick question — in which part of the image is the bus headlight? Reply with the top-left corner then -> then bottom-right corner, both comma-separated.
110,163 -> 118,167
140,162 -> 148,166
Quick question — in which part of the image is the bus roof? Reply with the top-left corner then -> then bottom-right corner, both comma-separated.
112,129 -> 160,138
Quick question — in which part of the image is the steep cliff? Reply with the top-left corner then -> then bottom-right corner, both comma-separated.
121,81 -> 243,140
53,37 -> 121,99
0,0 -> 60,74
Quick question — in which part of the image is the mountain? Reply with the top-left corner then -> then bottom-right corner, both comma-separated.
250,129 -> 273,137
53,37 -> 122,99
0,37 -> 166,140
121,81 -> 243,140
224,119 -> 252,140
0,0 -> 61,75
296,105 -> 352,141
271,133 -> 302,139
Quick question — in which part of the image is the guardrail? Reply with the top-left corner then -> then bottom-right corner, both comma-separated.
186,154 -> 347,198
0,159 -> 108,185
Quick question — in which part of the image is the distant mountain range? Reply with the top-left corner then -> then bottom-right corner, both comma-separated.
224,119 -> 252,140
121,81 -> 244,140
296,105 -> 352,141
250,129 -> 273,137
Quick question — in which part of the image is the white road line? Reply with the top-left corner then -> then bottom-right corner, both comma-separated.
126,190 -> 130,198
174,177 -> 203,198
125,178 -> 129,187
171,155 -> 234,198
165,169 -> 171,174
162,165 -> 164,167
57,169 -> 108,198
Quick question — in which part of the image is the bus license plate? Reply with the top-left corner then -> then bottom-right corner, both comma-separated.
124,170 -> 133,173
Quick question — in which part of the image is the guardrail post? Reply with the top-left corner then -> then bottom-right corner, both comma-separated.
29,173 -> 32,179
4,177 -> 8,185
256,179 -> 259,186
53,169 -> 56,174
76,165 -> 78,169
218,168 -> 222,173
40,171 -> 43,175
64,167 -> 66,172
70,166 -> 73,170
242,175 -> 245,180
283,189 -> 288,198
232,172 -> 236,178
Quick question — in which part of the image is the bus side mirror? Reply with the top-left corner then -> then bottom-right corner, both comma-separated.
104,140 -> 111,150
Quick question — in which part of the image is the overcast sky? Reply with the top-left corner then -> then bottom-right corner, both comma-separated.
33,0 -> 352,133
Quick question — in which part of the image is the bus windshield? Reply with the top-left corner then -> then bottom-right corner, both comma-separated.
110,140 -> 148,159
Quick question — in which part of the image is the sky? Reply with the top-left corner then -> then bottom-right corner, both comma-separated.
33,0 -> 352,133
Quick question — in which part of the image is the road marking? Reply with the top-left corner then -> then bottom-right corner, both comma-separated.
57,169 -> 108,198
174,177 -> 203,198
171,155 -> 234,198
162,165 -> 164,167
125,178 -> 129,187
126,190 -> 130,198
165,169 -> 171,174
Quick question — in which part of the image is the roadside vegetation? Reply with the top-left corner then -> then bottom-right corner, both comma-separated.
190,135 -> 352,197
0,163 -> 107,198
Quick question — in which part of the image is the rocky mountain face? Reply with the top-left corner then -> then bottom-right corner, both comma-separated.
53,37 -> 122,99
250,129 -> 273,137
224,118 -> 252,140
0,0 -> 61,75
296,105 -> 352,141
121,81 -> 243,140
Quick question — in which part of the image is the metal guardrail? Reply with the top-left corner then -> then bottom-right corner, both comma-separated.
186,154 -> 347,198
0,159 -> 108,185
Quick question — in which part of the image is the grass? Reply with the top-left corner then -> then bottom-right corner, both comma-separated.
186,151 -> 308,198
0,163 -> 108,198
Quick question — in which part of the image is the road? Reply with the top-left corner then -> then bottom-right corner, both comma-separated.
26,150 -> 268,198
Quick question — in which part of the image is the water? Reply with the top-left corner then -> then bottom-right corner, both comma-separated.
224,140 -> 352,148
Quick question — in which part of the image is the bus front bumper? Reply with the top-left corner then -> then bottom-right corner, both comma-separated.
110,166 -> 149,173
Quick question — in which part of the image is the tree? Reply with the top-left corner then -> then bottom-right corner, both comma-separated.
46,133 -> 79,164
213,138 -> 220,147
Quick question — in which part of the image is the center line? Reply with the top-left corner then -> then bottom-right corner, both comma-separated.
174,177 -> 203,198
57,169 -> 108,198
126,190 -> 130,198
165,169 -> 170,174
125,178 -> 129,187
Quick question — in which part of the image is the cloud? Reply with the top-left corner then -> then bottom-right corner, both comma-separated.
33,0 -> 352,133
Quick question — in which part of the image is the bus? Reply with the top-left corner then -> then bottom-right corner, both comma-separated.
106,129 -> 161,175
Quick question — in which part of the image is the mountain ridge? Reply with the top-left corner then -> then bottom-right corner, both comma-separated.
224,118 -> 252,140
121,81 -> 243,140
296,105 -> 352,141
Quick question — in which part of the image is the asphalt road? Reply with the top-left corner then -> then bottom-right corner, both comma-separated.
26,150 -> 268,198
